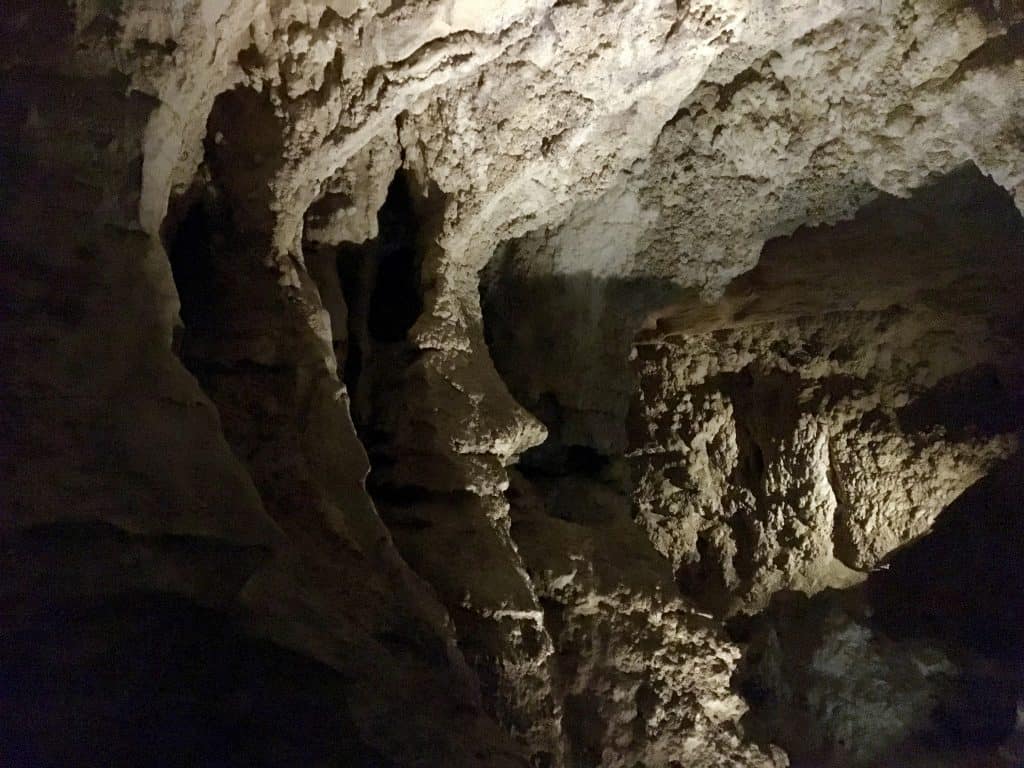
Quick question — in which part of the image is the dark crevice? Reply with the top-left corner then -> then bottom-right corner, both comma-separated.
305,169 -> 428,447
868,454 -> 1024,660
518,442 -> 611,480
367,172 -> 423,343
562,694 -> 604,768
371,484 -> 477,507
163,189 -> 227,356
945,20 -> 1024,84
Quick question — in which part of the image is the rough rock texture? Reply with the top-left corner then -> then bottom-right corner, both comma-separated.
735,448 -> 1024,768
735,589 -> 962,768
483,161 -> 1024,766
628,166 -> 1024,614
506,467 -> 784,768
632,315 -> 1016,613
2,0 -> 1024,767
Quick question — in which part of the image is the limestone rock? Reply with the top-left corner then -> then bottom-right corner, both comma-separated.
3,0 -> 1023,766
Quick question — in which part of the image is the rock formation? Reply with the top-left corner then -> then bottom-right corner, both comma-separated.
2,1 -> 1022,767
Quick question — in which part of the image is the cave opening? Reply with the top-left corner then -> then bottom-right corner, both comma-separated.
163,183 -> 252,378
164,192 -> 218,349
868,453 -> 1024,746
160,85 -> 287,382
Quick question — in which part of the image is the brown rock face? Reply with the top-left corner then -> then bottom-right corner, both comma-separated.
2,2 -> 1023,767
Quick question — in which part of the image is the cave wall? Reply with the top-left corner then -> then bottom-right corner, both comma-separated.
629,165 -> 1024,615
2,1 -> 1023,767
0,5 -> 526,766
479,163 -> 1024,766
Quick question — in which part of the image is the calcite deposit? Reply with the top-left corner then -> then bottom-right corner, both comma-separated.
2,1 -> 1023,767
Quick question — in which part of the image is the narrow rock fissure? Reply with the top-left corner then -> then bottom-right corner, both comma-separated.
304,168 -> 560,755
303,168 -> 427,493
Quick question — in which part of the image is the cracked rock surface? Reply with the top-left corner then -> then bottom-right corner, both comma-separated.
2,1 -> 1023,767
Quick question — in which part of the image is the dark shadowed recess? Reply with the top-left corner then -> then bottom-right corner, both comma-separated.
366,172 -> 423,344
302,168 -> 432,490
479,258 -> 683,475
153,93 -> 437,768
868,459 -> 1024,658
732,452 -> 1024,767
0,22 -> 402,766
0,592 -> 395,768
330,169 -> 425,421
867,453 -> 1024,736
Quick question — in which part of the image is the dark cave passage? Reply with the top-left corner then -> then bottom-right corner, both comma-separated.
1,590 -> 396,768
302,168 -> 427,475
366,172 -> 423,344
866,453 -> 1024,746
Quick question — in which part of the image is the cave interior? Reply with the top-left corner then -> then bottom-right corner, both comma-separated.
2,2 -> 1024,768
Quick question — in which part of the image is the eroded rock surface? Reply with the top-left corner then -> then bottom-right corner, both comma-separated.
2,1 -> 1023,766
628,167 -> 1024,615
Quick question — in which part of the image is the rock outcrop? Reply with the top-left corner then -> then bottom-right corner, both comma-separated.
629,167 -> 1023,614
